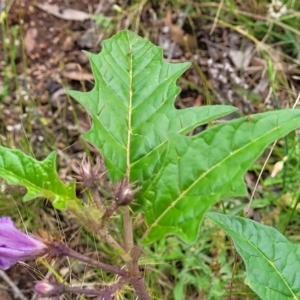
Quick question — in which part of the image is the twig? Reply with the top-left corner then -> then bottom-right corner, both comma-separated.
94,0 -> 106,14
0,270 -> 28,300
49,242 -> 129,278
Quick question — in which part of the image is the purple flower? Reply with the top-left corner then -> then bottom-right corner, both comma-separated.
0,217 -> 47,270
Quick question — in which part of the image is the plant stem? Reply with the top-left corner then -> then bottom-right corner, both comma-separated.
101,200 -> 118,224
129,276 -> 151,300
64,278 -> 126,299
121,198 -> 149,298
99,226 -> 131,262
123,206 -> 134,252
90,187 -> 105,212
68,204 -> 131,262
53,242 -> 129,277
66,186 -> 150,298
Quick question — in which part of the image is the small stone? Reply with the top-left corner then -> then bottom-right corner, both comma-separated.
62,36 -> 74,52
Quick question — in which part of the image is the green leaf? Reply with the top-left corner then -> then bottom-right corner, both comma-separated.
0,147 -> 80,210
66,30 -> 236,183
206,212 -> 300,300
142,110 -> 300,244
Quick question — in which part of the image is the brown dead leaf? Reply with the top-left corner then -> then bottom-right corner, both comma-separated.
164,10 -> 196,50
35,3 -> 91,21
62,70 -> 94,81
24,27 -> 38,54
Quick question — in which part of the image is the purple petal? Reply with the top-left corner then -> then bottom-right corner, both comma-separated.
0,248 -> 30,269
0,217 -> 47,270
0,217 -> 14,225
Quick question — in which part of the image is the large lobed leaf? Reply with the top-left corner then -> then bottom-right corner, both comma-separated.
65,30 -> 300,247
207,212 -> 300,300
66,30 -> 236,183
0,147 -> 80,210
142,110 -> 300,244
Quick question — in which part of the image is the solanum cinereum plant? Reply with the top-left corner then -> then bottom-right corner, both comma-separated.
1,30 -> 300,299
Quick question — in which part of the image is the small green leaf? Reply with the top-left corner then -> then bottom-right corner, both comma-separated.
207,212 -> 300,300
142,110 -> 300,244
0,147 -> 80,210
66,30 -> 236,183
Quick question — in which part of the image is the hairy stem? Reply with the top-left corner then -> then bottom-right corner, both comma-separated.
129,276 -> 151,300
65,278 -> 126,299
123,206 -> 133,252
101,200 -> 118,224
99,226 -> 131,262
68,205 -> 131,262
52,242 -> 129,277
90,187 -> 105,212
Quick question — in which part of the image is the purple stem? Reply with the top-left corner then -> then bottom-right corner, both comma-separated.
52,242 -> 129,278
129,276 -> 151,300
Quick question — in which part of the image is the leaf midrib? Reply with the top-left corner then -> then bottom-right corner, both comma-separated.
143,124 -> 291,238
130,110 -> 220,168
212,218 -> 297,299
126,38 -> 134,177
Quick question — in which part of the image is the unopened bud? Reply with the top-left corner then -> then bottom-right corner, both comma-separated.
115,179 -> 139,206
72,154 -> 103,188
35,280 -> 65,297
